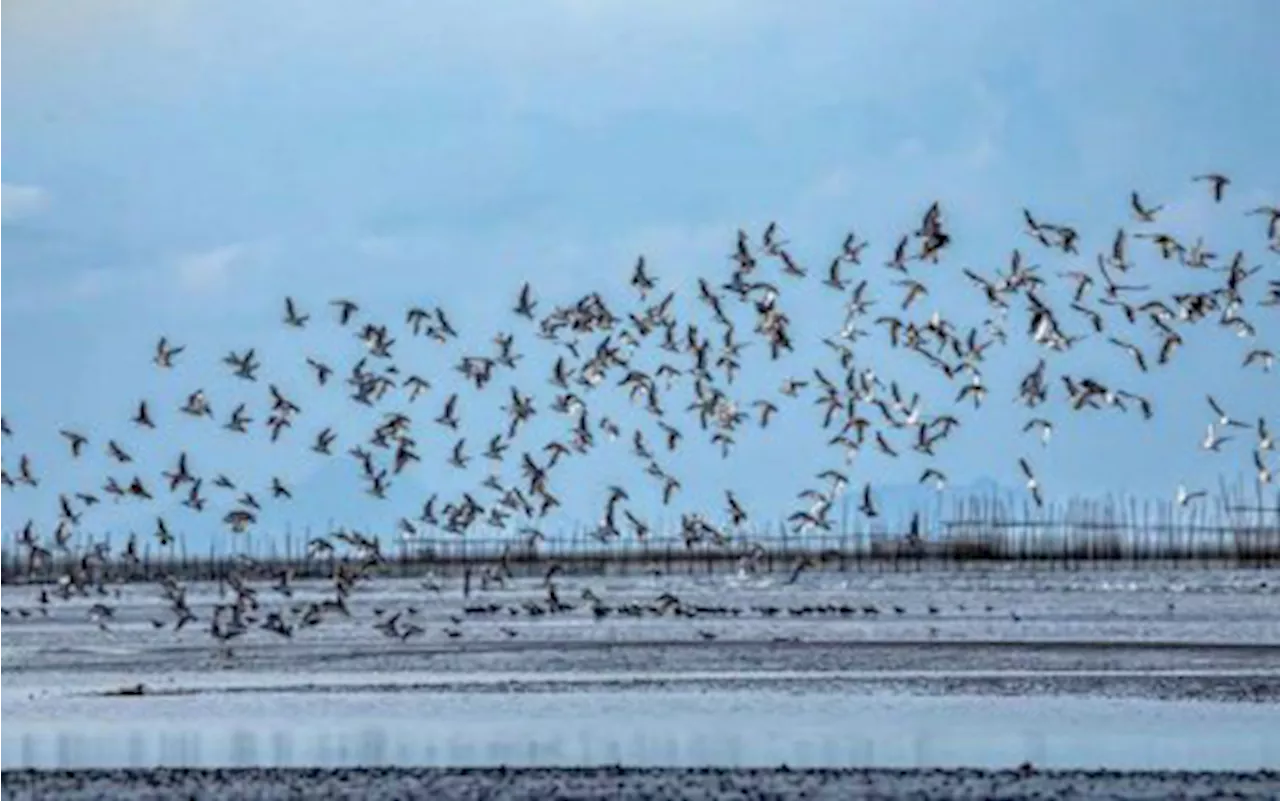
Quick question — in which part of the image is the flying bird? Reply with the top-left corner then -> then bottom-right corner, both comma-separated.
1192,173 -> 1230,203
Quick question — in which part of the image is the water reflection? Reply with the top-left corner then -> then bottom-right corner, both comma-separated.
5,691 -> 1278,771
5,721 -> 1279,772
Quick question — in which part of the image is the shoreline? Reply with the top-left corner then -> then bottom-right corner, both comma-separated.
4,766 -> 1279,801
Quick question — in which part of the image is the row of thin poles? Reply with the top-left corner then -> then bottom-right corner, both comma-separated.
3,487 -> 1277,585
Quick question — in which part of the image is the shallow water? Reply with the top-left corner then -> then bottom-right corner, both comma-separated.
6,570 -> 1279,772
4,689 -> 1277,771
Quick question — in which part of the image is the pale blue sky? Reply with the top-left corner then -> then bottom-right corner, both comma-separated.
3,1 -> 1278,549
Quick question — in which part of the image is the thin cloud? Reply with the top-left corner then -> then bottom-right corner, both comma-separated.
1,183 -> 51,222
173,244 -> 249,294
68,268 -> 117,300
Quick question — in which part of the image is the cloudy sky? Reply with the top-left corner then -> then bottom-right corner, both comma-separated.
3,1 -> 1278,551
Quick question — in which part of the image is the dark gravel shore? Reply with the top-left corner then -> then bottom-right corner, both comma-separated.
4,767 -> 1279,801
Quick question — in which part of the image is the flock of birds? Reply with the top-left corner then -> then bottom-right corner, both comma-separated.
1,176 -> 1278,648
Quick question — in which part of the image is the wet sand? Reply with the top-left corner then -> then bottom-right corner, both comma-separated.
5,766 -> 1280,801
5,569 -> 1279,796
